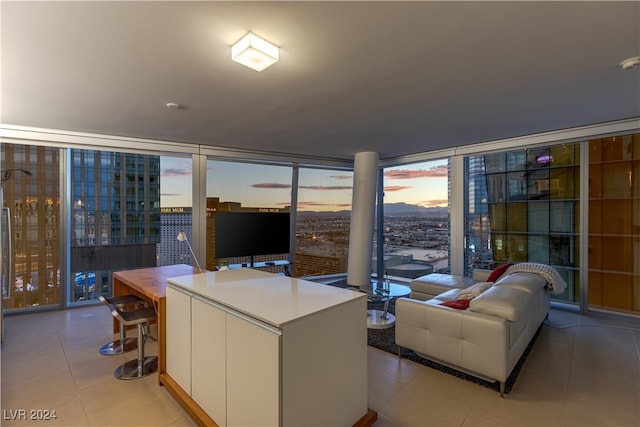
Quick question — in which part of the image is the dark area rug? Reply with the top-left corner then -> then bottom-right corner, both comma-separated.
328,278 -> 542,395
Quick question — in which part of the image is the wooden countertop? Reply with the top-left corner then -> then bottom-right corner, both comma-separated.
114,264 -> 202,301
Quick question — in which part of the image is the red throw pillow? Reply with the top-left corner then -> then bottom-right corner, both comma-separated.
487,263 -> 513,282
439,299 -> 472,310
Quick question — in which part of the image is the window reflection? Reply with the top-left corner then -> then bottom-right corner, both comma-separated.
1,144 -> 60,309
482,143 -> 580,304
588,133 -> 640,314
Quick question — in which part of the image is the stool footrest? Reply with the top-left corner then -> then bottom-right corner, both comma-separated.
99,337 -> 138,355
114,356 -> 158,380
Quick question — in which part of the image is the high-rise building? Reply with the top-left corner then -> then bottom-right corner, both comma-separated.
1,144 -> 60,309
464,155 -> 493,276
482,144 -> 581,303
157,207 -> 194,267
205,197 -> 290,272
70,150 -> 161,301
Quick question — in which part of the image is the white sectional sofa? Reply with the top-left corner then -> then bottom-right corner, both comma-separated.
395,271 -> 552,396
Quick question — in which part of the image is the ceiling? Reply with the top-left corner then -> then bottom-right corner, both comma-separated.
2,1 -> 639,163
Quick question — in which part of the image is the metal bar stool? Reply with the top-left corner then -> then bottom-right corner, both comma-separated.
110,303 -> 158,380
98,294 -> 147,355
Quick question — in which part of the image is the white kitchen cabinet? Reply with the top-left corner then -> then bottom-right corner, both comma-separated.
191,296 -> 227,426
226,312 -> 280,426
165,285 -> 191,394
165,269 -> 369,427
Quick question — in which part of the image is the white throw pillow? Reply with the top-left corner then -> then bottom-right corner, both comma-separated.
469,286 -> 529,321
457,281 -> 492,300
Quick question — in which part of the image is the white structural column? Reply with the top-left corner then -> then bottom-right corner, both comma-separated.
347,151 -> 379,287
448,155 -> 464,276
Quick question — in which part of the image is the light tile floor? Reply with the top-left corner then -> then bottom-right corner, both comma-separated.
1,305 -> 639,426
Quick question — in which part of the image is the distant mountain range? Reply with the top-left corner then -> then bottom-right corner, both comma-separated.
383,202 -> 448,217
299,202 -> 448,217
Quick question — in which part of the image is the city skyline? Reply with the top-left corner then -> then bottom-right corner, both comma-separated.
160,157 -> 449,211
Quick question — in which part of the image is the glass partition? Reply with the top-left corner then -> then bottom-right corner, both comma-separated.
588,133 -> 640,315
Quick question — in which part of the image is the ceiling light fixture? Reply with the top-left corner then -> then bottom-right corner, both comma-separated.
620,56 -> 640,70
231,32 -> 279,72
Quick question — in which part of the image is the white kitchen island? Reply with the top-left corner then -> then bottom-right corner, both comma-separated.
163,268 -> 375,427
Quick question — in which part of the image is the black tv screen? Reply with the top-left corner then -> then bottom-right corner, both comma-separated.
214,212 -> 290,259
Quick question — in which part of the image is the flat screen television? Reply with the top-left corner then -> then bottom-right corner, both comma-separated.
214,211 -> 290,259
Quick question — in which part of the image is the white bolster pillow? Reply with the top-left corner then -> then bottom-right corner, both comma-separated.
468,286 -> 529,322
494,272 -> 546,294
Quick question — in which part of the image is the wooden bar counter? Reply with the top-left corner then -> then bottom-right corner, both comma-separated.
113,264 -> 201,384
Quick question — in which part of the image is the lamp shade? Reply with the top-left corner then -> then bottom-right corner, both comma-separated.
231,32 -> 279,72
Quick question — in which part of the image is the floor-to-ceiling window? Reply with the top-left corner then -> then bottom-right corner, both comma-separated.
588,133 -> 640,315
156,155 -> 194,267
206,160 -> 292,273
69,149 -> 160,304
464,155 -> 493,276
3,123 -> 637,316
1,144 -> 60,311
474,142 -> 580,305
295,167 -> 353,277
377,159 -> 450,279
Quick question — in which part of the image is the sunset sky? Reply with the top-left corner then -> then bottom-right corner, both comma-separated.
160,156 -> 448,211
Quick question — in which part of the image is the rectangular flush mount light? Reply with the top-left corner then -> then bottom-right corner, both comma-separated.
231,32 -> 279,72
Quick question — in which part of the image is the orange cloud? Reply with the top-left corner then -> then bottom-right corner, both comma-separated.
296,202 -> 334,207
419,199 -> 448,207
295,201 -> 352,210
383,185 -> 413,192
384,165 -> 448,180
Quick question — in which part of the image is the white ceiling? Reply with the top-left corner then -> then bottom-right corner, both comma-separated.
2,1 -> 639,162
